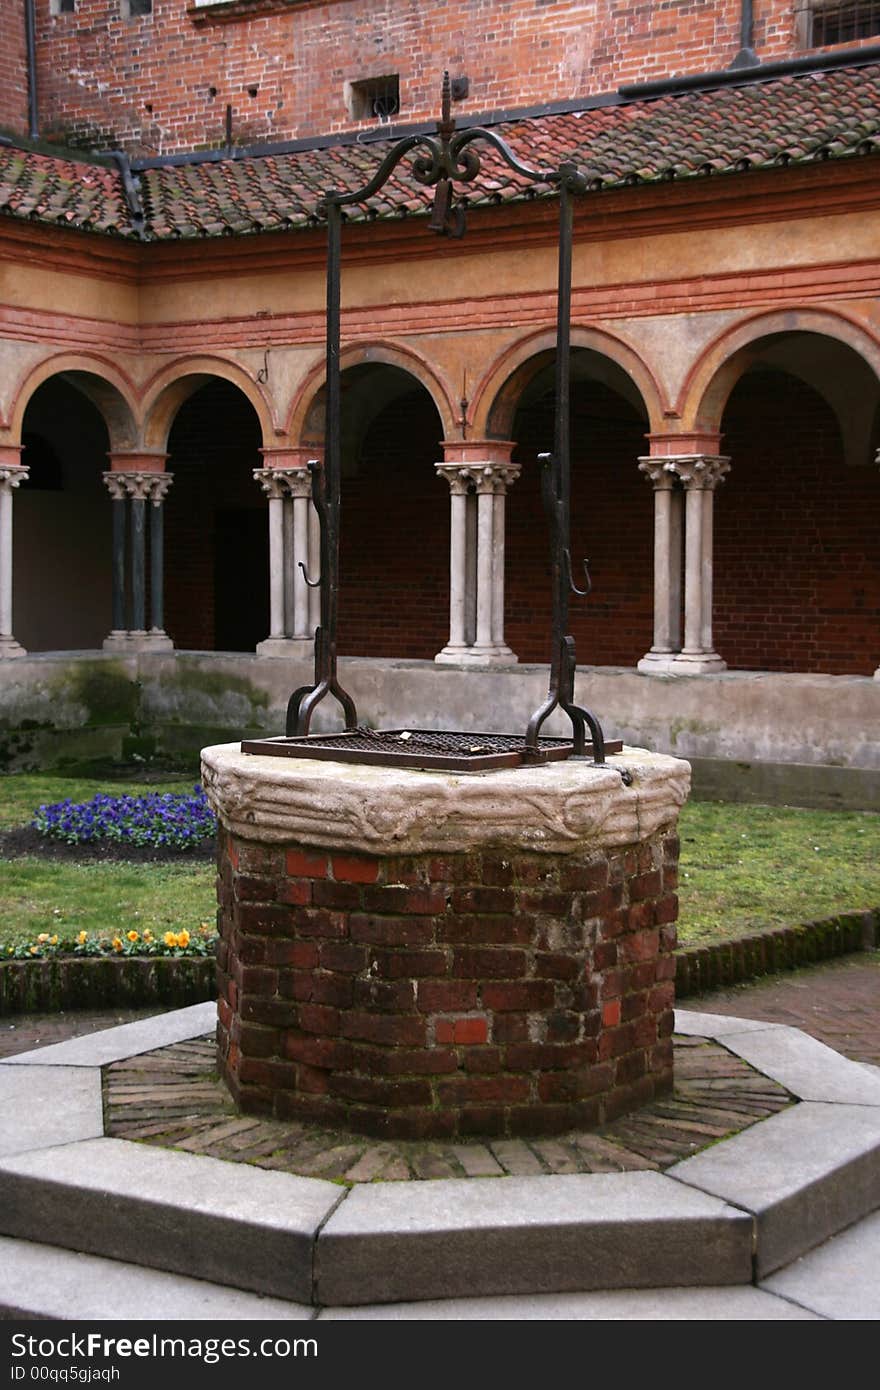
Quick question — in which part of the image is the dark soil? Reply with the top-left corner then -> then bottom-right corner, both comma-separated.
0,826 -> 216,865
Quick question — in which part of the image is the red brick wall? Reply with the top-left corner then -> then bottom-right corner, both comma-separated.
216,822 -> 678,1138
339,388 -> 448,659
715,370 -> 880,675
0,4 -> 28,137
507,381 -> 653,666
22,0 -> 875,154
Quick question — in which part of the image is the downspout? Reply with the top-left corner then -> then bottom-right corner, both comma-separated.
730,0 -> 760,70
24,0 -> 39,139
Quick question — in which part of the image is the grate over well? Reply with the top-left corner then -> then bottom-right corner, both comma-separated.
240,727 -> 622,772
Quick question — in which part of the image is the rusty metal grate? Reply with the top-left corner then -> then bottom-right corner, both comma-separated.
241,727 -> 622,772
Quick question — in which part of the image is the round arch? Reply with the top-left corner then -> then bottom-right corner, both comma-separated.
682,308 -> 880,433
142,357 -> 276,450
7,354 -> 140,450
472,325 -> 665,439
287,340 -> 458,444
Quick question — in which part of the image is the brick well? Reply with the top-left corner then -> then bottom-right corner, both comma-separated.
204,743 -> 690,1140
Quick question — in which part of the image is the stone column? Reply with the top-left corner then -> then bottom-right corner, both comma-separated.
102,458 -> 173,652
254,449 -> 319,657
147,474 -> 172,641
435,441 -> 519,665
0,453 -> 29,659
637,451 -> 728,676
637,460 -> 683,675
671,456 -> 729,674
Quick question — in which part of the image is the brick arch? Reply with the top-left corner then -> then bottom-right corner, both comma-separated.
682,308 -> 880,433
286,341 -> 457,444
7,353 -> 140,450
141,357 -> 276,451
472,326 -> 665,439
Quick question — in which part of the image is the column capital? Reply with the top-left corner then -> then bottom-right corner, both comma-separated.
0,464 -> 29,492
102,470 -> 163,501
436,459 -> 521,495
660,455 -> 730,490
638,457 -> 677,489
253,466 -> 314,500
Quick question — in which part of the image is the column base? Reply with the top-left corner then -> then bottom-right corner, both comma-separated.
669,651 -> 728,675
0,635 -> 27,659
256,637 -> 315,658
434,644 -> 518,667
637,651 -> 682,676
875,667 -> 880,681
103,631 -> 174,653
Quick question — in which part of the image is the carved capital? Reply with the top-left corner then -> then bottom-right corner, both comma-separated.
103,470 -> 162,501
254,466 -> 314,500
660,455 -> 730,490
638,457 -> 676,489
0,465 -> 29,493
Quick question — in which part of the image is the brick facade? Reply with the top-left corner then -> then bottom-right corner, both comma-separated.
15,0 -> 880,155
215,821 -> 678,1138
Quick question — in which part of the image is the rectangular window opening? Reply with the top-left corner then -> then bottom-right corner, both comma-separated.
802,1 -> 880,45
347,75 -> 401,123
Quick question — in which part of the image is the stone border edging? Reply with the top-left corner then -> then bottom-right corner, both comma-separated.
1,1003 -> 879,1309
674,908 -> 878,997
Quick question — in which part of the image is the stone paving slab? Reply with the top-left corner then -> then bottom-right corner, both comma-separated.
719,1026 -> 880,1106
669,1101 -> 880,1277
0,1236 -> 316,1321
319,1285 -> 820,1320
0,1066 -> 103,1157
315,1170 -> 752,1306
0,1002 -> 217,1068
760,1208 -> 880,1320
674,1009 -> 784,1038
0,1135 -> 342,1303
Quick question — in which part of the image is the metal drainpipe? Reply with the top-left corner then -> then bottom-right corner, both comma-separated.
731,0 -> 760,69
24,0 -> 39,139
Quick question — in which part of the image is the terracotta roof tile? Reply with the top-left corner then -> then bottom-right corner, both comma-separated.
1,62 -> 879,242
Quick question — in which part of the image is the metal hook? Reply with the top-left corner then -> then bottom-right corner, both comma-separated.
298,561 -> 321,589
565,549 -> 591,598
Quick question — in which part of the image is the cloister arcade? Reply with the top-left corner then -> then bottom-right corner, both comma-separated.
1,310 -> 878,682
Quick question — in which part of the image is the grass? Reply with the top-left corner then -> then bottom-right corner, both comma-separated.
677,800 -> 880,946
0,770 -> 878,954
0,769 -> 215,951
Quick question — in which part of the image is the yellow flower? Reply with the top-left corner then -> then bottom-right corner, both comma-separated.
111,937 -> 123,952
163,931 -> 179,948
76,931 -> 88,945
49,935 -> 58,946
143,930 -> 153,942
29,946 -> 38,955
127,931 -> 139,943
177,930 -> 190,949
37,933 -> 50,944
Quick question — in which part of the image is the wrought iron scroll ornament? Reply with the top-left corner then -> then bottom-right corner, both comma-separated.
286,72 -> 606,765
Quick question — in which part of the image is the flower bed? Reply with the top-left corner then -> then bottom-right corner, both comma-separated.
32,786 -> 216,850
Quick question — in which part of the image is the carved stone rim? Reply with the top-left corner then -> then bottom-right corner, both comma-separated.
200,743 -> 691,856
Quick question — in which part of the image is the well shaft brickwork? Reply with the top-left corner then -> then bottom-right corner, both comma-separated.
215,824 -> 679,1139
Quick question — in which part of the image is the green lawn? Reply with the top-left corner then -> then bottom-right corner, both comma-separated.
0,771 -> 878,953
676,800 -> 880,945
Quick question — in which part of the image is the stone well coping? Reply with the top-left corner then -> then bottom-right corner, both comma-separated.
200,744 -> 691,856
